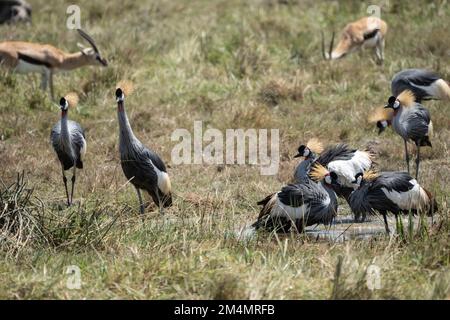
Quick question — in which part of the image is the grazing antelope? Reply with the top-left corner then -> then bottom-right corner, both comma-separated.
0,29 -> 107,99
50,93 -> 86,206
0,0 -> 31,24
252,164 -> 339,233
348,170 -> 437,234
293,138 -> 323,183
115,81 -> 172,214
322,16 -> 387,64
385,90 -> 433,179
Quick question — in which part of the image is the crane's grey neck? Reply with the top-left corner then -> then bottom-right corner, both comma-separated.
60,111 -> 73,153
117,102 -> 140,154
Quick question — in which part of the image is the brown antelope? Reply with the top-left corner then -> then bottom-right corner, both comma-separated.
0,29 -> 107,99
322,16 -> 388,64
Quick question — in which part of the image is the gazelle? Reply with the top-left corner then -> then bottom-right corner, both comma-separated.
0,29 -> 107,99
322,16 -> 388,64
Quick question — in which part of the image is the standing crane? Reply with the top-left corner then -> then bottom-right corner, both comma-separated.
371,69 -> 448,134
50,93 -> 86,206
0,29 -> 107,99
348,170 -> 437,234
252,163 -> 339,233
385,90 -> 433,179
115,81 -> 172,214
293,138 -> 323,183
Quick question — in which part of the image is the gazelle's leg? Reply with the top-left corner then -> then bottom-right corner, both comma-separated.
49,70 -> 54,100
41,70 -> 48,91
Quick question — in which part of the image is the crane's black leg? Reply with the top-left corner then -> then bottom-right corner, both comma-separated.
415,145 -> 421,180
61,168 -> 70,207
382,212 -> 390,235
70,167 -> 76,205
404,140 -> 410,174
135,187 -> 145,215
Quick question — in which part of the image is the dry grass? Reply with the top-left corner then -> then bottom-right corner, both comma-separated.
0,0 -> 449,299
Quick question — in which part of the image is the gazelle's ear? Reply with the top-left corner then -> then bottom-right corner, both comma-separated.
77,42 -> 87,51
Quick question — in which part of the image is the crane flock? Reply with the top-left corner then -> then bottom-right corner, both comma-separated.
1,14 -> 447,238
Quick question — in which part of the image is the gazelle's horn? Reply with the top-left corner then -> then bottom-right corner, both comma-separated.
321,31 -> 328,60
77,29 -> 100,54
328,31 -> 335,59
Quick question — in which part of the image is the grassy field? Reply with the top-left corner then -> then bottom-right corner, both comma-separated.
0,0 -> 449,299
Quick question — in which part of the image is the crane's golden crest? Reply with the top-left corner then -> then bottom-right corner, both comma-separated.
64,92 -> 79,108
368,106 -> 394,123
309,163 -> 329,181
306,138 -> 324,154
116,80 -> 134,96
397,90 -> 416,107
363,170 -> 379,181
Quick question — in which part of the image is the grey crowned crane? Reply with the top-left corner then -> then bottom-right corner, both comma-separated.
348,170 -> 438,234
115,81 -> 172,214
385,90 -> 433,179
293,138 -> 323,183
50,93 -> 86,206
252,163 -> 339,233
391,69 -> 450,102
368,106 -> 394,135
370,69 -> 448,135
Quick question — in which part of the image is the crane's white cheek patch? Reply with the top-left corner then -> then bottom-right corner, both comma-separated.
381,180 -> 428,210
270,198 -> 308,220
157,171 -> 171,195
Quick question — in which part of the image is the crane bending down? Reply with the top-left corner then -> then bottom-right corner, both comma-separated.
385,90 -> 433,179
50,93 -> 86,206
252,166 -> 338,233
348,170 -> 437,234
115,81 -> 172,214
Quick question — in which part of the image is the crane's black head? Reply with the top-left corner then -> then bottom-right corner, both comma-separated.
59,97 -> 69,111
324,172 -> 338,185
385,96 -> 399,109
376,120 -> 388,135
116,88 -> 125,102
294,145 -> 309,158
351,172 -> 364,190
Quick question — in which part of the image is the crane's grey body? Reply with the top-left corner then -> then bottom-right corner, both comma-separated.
391,69 -> 441,101
50,119 -> 86,170
293,152 -> 318,183
349,171 -> 437,233
50,103 -> 86,206
116,92 -> 172,213
390,102 -> 432,179
391,103 -> 431,145
253,179 -> 338,233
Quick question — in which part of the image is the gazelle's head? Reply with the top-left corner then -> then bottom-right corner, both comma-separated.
77,29 -> 108,67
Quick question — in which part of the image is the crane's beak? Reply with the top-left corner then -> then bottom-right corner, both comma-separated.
293,153 -> 302,158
